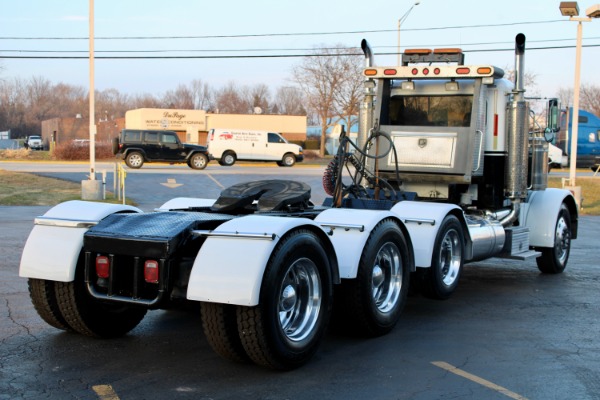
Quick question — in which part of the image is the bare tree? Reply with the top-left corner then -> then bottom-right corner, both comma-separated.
580,84 -> 600,117
273,86 -> 306,115
556,87 -> 573,109
247,84 -> 270,114
215,81 -> 250,114
162,84 -> 195,109
130,93 -> 162,109
293,44 -> 361,156
190,79 -> 214,110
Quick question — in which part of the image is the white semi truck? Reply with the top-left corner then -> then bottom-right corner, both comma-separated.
20,34 -> 577,370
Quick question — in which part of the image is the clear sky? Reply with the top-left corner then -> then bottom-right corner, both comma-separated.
1,0 -> 600,102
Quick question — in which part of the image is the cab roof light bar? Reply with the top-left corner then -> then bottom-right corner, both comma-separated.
401,48 -> 465,66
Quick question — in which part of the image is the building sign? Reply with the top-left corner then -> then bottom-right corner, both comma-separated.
144,111 -> 205,129
126,109 -> 207,130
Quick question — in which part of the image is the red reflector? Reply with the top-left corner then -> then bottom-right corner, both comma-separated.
96,256 -> 110,278
423,68 -> 430,75
411,68 -> 419,75
456,67 -> 471,74
383,69 -> 397,75
434,68 -> 440,75
144,260 -> 159,283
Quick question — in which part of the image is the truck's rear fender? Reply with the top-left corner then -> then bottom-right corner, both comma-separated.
156,197 -> 216,211
187,215 -> 338,306
521,188 -> 579,247
19,200 -> 142,282
390,201 -> 468,267
314,208 -> 414,278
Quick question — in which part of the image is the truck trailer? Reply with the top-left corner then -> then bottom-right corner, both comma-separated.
20,34 -> 577,370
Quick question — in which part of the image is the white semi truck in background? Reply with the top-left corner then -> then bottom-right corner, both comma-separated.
20,34 -> 577,370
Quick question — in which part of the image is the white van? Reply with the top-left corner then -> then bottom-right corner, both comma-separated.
207,129 -> 304,167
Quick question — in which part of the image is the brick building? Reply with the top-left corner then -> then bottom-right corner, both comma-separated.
41,109 -> 307,148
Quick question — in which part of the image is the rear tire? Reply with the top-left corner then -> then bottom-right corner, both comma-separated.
201,302 -> 249,363
337,219 -> 410,336
28,279 -> 71,331
221,151 -> 236,166
237,229 -> 332,370
536,204 -> 571,274
53,261 -> 147,338
189,153 -> 208,170
420,214 -> 464,300
125,151 -> 144,169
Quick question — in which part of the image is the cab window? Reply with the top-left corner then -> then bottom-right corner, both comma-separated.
145,132 -> 159,143
161,133 -> 178,144
388,95 -> 473,127
268,133 -> 285,143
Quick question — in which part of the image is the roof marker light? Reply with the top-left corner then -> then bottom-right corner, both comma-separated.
477,67 -> 492,75
364,69 -> 377,76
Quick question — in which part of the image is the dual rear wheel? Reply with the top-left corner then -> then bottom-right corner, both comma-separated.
202,220 -> 413,369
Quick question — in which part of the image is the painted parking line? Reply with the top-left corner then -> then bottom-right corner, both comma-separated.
432,361 -> 528,400
206,172 -> 225,189
92,384 -> 120,400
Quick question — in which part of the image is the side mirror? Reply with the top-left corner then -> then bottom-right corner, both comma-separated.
547,98 -> 560,133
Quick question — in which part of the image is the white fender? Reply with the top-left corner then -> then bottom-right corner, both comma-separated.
521,188 -> 577,247
314,208 -> 399,278
156,197 -> 216,211
19,200 -> 141,282
390,201 -> 463,268
187,215 -> 328,306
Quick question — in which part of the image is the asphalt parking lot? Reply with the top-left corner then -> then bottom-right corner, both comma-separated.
1,163 -> 600,399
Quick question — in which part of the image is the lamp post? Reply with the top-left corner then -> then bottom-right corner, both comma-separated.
89,0 -> 96,181
559,2 -> 600,189
81,0 -> 102,200
397,1 -> 421,65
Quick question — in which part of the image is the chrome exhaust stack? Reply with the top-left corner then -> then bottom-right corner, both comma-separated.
501,34 -> 529,227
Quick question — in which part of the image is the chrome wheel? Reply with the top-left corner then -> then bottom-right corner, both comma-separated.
554,215 -> 570,265
438,229 -> 462,287
371,242 -> 402,313
278,257 -> 321,342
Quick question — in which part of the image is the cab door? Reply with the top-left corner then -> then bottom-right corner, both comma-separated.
160,132 -> 182,161
255,132 -> 287,161
143,131 -> 160,160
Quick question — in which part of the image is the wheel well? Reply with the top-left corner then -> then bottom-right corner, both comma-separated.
448,209 -> 472,260
385,217 -> 416,273
223,150 -> 236,157
280,225 -> 341,285
125,149 -> 146,160
283,152 -> 295,159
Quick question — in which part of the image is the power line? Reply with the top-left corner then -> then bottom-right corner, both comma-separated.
4,36 -> 600,54
1,43 -> 599,60
0,19 -> 565,41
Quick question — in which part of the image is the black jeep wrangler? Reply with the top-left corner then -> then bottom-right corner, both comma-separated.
113,129 -> 210,169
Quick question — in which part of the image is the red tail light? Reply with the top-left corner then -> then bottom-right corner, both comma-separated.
144,260 -> 159,284
96,256 -> 110,278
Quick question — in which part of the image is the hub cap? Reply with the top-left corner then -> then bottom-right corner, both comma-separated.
554,215 -> 570,264
278,258 -> 321,342
371,242 -> 402,313
438,229 -> 461,287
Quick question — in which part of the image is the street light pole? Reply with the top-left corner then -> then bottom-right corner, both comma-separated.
397,1 -> 420,65
89,0 -> 96,181
569,18 -> 586,186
